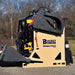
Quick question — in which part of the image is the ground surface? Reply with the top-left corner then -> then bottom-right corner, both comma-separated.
0,57 -> 75,75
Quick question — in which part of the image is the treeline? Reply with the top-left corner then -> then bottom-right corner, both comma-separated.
0,0 -> 75,45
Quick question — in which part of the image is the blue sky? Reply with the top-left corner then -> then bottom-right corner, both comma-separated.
0,0 -> 71,14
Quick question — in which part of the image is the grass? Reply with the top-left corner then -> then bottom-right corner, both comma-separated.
11,40 -> 75,56
68,40 -> 75,56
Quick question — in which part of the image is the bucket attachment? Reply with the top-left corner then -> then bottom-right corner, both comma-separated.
33,8 -> 65,35
0,45 -> 30,63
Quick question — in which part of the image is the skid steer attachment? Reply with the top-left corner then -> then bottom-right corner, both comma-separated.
0,45 -> 31,66
0,7 -> 73,67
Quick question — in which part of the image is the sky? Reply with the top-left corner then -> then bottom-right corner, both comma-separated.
0,0 -> 71,15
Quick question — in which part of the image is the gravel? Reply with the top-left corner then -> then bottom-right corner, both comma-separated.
0,57 -> 75,75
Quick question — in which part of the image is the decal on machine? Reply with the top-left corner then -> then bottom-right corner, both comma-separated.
42,39 -> 56,48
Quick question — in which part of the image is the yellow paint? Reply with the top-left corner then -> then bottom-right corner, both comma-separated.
24,42 -> 32,51
27,20 -> 32,23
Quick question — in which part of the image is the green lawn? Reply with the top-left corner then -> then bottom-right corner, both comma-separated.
68,40 -> 75,56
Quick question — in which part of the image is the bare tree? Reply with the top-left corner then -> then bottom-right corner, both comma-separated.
0,0 -> 75,45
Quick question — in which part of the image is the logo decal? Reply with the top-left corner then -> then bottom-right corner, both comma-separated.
42,39 -> 56,47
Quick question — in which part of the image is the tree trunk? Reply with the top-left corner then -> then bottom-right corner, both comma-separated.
10,16 -> 13,45
9,0 -> 13,45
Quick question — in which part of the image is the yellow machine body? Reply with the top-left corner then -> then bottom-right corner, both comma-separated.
23,29 -> 66,68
